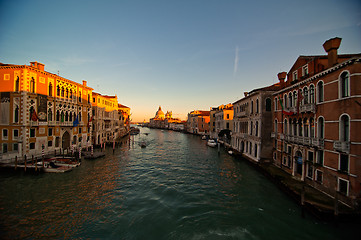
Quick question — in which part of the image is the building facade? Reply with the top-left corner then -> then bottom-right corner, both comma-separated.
186,110 -> 210,135
232,85 -> 277,163
272,37 -> 361,207
91,92 -> 128,145
0,61 -> 93,161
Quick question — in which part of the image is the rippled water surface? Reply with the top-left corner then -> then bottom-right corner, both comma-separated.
0,128 -> 358,239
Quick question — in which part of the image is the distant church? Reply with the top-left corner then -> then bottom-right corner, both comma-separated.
149,106 -> 175,128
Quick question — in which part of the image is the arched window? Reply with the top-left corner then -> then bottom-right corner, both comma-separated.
293,119 -> 297,136
303,87 -> 309,105
340,115 -> 350,142
340,72 -> 349,98
303,118 -> 309,137
317,81 -> 324,103
310,118 -> 315,138
66,89 -> 69,98
48,83 -> 53,96
79,91 -> 82,102
65,111 -> 69,122
61,111 -> 64,122
69,112 -> 73,122
61,87 -> 65,97
318,117 -> 324,139
298,118 -> 302,136
256,99 -> 259,113
274,119 -> 278,133
48,109 -> 52,121
293,91 -> 297,107
56,110 -> 60,121
57,86 -> 60,96
284,119 -> 288,135
70,90 -> 73,100
15,77 -> 20,92
255,121 -> 259,136
30,77 -> 35,93
289,119 -> 292,136
309,85 -> 315,103
29,106 -> 34,121
79,112 -> 82,122
251,101 -> 253,114
250,121 -> 253,135
273,98 -> 277,111
288,93 -> 293,108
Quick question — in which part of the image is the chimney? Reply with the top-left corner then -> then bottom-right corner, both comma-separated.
82,80 -> 87,86
323,37 -> 342,68
244,92 -> 248,97
30,61 -> 45,71
277,72 -> 287,86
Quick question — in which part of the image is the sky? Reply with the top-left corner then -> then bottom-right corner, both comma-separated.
1,0 -> 360,122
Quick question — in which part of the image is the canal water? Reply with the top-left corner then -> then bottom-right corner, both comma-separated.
0,128 -> 358,239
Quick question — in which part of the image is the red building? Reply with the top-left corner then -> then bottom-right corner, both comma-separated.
272,37 -> 361,208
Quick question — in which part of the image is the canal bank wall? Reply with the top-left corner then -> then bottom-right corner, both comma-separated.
229,148 -> 361,222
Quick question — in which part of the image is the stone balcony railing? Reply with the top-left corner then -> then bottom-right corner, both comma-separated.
334,141 -> 350,153
300,103 -> 316,113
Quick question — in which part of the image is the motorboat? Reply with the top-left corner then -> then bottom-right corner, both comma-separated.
207,139 -> 217,147
38,161 -> 72,173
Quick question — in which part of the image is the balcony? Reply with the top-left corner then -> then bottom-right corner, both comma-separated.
312,138 -> 324,148
30,121 -> 38,126
300,103 -> 316,113
334,141 -> 350,153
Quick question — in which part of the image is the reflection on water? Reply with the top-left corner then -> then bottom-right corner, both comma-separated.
0,128 -> 358,239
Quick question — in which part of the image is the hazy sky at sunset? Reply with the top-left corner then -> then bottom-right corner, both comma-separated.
1,0 -> 360,122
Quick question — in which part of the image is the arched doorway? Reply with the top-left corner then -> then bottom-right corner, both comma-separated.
240,141 -> 244,153
62,131 -> 71,149
295,151 -> 303,176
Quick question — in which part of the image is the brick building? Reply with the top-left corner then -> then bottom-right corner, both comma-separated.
272,38 -> 361,207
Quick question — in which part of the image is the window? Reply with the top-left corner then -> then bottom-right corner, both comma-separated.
317,81 -> 324,103
266,98 -> 268,112
340,72 -> 349,98
293,91 -> 297,107
338,178 -> 349,196
284,119 -> 288,134
13,129 -> 19,138
79,91 -> 82,102
303,118 -> 309,137
302,65 -> 309,77
2,129 -> 8,140
30,142 -> 35,149
298,118 -> 302,137
309,85 -> 315,103
30,77 -> 35,93
308,151 -> 314,162
340,115 -> 350,142
48,83 -> 53,96
310,118 -> 315,138
30,128 -> 36,137
250,121 -> 253,135
93,97 -> 95,103
61,87 -> 65,97
15,77 -> 19,92
255,144 -> 258,158
48,141 -> 53,147
284,94 -> 287,108
14,106 -> 19,123
56,110 -> 60,121
318,117 -> 324,139
317,150 -> 324,165
48,128 -> 53,136
339,154 -> 349,173
303,87 -> 308,105
57,86 -> 60,96
226,114 -> 229,119
274,119 -> 278,134
288,93 -> 293,107
48,109 -> 52,121
255,121 -> 259,136
316,170 -> 323,183
293,71 -> 298,81
2,143 -> 8,153
13,143 -> 18,151
256,99 -> 259,113
251,101 -> 253,114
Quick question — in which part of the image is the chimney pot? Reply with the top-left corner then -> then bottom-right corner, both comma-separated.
83,80 -> 87,86
323,37 -> 342,67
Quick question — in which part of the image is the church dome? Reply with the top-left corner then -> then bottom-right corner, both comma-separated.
155,106 -> 165,120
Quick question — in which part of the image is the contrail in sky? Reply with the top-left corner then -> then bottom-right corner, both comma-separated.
234,46 -> 239,76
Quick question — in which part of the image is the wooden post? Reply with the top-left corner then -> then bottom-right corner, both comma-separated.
334,190 -> 339,226
301,186 -> 305,218
32,155 -> 34,166
24,155 -> 27,172
15,156 -> 17,170
35,157 -> 38,171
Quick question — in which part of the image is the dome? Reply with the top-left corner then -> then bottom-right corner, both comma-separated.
155,106 -> 165,120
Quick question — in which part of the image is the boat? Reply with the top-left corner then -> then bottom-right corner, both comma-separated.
207,139 -> 217,147
38,161 -> 72,173
130,127 -> 140,135
44,156 -> 80,168
201,135 -> 207,140
228,150 -> 233,155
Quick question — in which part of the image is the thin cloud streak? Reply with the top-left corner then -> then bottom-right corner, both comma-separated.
233,46 -> 239,76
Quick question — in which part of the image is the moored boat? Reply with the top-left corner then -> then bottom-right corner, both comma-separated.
207,139 -> 217,147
